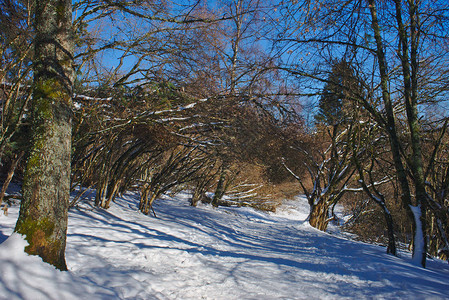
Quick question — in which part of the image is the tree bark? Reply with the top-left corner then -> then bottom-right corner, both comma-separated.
14,0 -> 73,271
380,204 -> 397,256
367,0 -> 425,266
212,166 -> 227,207
309,199 -> 330,231
393,0 -> 427,267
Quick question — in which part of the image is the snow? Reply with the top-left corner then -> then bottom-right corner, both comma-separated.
410,204 -> 425,266
1,190 -> 449,299
73,94 -> 113,101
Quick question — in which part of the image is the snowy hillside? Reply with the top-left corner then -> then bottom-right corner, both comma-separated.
1,190 -> 449,299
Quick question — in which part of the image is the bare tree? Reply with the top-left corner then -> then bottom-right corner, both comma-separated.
271,0 -> 449,267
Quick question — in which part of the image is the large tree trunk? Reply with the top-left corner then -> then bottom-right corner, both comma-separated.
14,0 -> 73,271
309,199 -> 330,231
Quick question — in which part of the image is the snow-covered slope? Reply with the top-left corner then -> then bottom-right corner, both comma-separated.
1,191 -> 449,299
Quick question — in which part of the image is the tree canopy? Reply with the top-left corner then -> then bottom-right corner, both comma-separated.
1,0 -> 448,269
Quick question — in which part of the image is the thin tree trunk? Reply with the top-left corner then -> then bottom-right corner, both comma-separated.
367,0 -> 423,266
95,180 -> 108,208
139,185 -> 149,212
379,203 -> 397,255
191,186 -> 203,207
212,166 -> 226,207
104,180 -> 120,209
14,0 -> 73,271
147,192 -> 158,216
393,0 -> 427,267
0,151 -> 24,207
69,184 -> 93,208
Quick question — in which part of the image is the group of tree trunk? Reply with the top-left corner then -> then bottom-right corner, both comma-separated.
0,0 -> 448,270
276,0 -> 449,267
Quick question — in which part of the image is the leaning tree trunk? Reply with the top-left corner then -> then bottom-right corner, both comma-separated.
14,0 -> 73,271
0,151 -> 24,209
139,185 -> 150,213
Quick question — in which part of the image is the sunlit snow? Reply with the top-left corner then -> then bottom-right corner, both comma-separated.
1,189 -> 449,299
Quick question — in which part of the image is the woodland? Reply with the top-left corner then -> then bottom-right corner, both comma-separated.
0,0 -> 448,270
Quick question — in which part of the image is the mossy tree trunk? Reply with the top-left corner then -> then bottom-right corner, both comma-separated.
368,0 -> 426,267
14,0 -> 73,271
393,0 -> 427,267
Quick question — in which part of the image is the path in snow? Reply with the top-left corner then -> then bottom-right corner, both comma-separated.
1,189 -> 449,299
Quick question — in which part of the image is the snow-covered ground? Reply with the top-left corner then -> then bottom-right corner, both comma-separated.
1,189 -> 449,299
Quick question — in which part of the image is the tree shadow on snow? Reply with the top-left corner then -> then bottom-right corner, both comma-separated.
66,194 -> 449,299
0,231 -> 8,244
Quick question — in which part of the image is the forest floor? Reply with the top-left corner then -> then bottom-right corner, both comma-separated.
1,185 -> 449,299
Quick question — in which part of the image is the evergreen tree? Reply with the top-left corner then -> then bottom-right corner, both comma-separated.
315,60 -> 360,126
